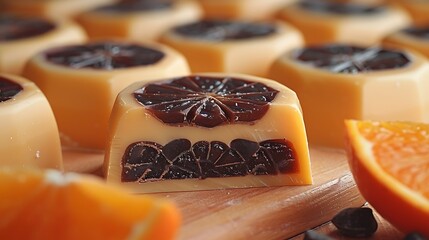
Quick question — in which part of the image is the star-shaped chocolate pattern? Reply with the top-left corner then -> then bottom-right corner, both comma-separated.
294,45 -> 410,74
0,15 -> 55,41
173,20 -> 277,41
0,77 -> 23,102
44,42 -> 165,70
403,27 -> 429,39
299,0 -> 385,15
134,76 -> 279,128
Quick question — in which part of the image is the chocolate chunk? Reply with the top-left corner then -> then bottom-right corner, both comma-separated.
332,207 -> 378,237
173,20 -> 277,41
294,44 -> 410,74
121,138 -> 298,182
299,0 -> 385,15
134,76 -> 279,128
0,76 -> 23,102
403,27 -> 429,39
0,15 -> 56,41
44,42 -> 165,69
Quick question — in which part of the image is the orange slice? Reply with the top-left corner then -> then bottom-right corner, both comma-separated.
0,168 -> 181,240
345,120 -> 429,236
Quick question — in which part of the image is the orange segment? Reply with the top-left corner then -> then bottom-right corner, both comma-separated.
345,120 -> 429,237
0,168 -> 181,240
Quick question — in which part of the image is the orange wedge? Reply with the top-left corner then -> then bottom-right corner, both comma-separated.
345,120 -> 429,237
0,168 -> 181,240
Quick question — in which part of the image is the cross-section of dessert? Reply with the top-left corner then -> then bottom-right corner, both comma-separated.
104,73 -> 312,193
269,44 -> 429,148
23,41 -> 190,150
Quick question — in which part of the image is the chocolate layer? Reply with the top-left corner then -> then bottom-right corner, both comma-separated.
0,15 -> 56,41
94,0 -> 172,13
299,0 -> 385,15
134,76 -> 279,127
122,138 -> 298,182
293,44 -> 410,73
403,27 -> 429,39
0,76 -> 23,102
173,20 -> 277,41
44,42 -> 165,69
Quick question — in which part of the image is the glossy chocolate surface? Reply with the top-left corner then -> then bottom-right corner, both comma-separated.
0,77 -> 23,102
134,76 -> 279,128
299,0 -> 385,15
0,15 -> 55,41
294,44 -> 410,73
122,138 -> 298,182
44,42 -> 165,69
94,0 -> 172,13
173,20 -> 277,41
403,27 -> 429,39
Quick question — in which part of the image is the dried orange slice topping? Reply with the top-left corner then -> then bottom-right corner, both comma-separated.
345,120 -> 429,237
0,168 -> 180,240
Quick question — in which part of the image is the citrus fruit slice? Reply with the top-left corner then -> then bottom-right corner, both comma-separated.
345,120 -> 429,237
0,168 -> 180,240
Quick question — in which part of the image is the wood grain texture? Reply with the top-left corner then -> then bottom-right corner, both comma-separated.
63,146 -> 366,240
292,204 -> 404,240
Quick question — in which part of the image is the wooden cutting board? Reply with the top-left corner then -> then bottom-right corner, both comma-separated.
63,146 -> 366,240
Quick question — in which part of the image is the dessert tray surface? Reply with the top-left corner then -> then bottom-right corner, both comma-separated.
63,146 -> 365,240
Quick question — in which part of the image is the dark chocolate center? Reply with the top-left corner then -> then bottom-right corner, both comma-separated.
44,42 -> 165,69
403,27 -> 429,39
0,76 -> 23,102
94,0 -> 172,13
121,138 -> 298,182
134,76 -> 279,128
0,15 -> 56,41
299,0 -> 385,15
173,20 -> 277,41
293,44 -> 410,74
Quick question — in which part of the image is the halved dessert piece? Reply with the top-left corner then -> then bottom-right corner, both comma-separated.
2,0 -> 114,21
75,0 -> 202,42
196,0 -> 296,20
277,0 -> 410,46
0,14 -> 87,75
392,0 -> 429,27
104,73 -> 312,193
23,41 -> 190,150
159,19 -> 303,77
383,26 -> 429,58
0,74 -> 62,169
268,44 -> 429,148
